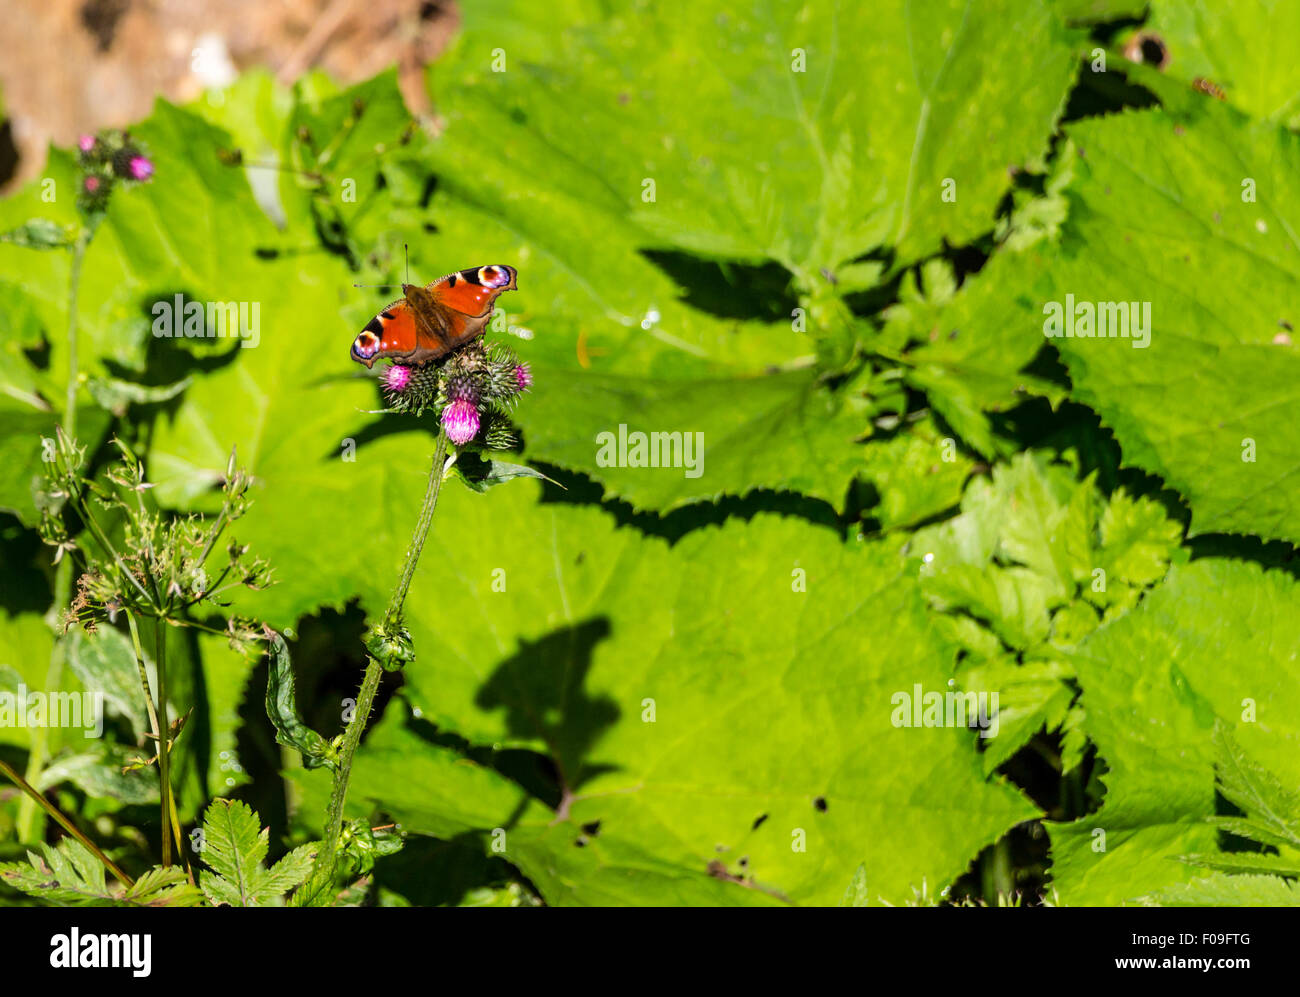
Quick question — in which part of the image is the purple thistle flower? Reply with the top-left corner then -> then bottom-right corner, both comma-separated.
442,398 -> 480,445
78,134 -> 96,153
514,363 -> 532,392
382,363 -> 412,395
128,156 -> 154,181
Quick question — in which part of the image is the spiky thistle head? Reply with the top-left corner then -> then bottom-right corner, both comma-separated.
381,361 -> 441,415
368,324 -> 533,451
73,128 -> 153,218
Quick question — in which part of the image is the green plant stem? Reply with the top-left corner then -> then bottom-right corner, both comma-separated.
0,757 -> 133,889
64,230 -> 86,442
125,611 -> 176,867
391,434 -> 452,621
16,228 -> 89,842
153,620 -> 174,867
981,835 -> 1013,905
299,431 -> 450,905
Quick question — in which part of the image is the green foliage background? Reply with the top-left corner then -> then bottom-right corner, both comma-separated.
3,0 -> 1300,906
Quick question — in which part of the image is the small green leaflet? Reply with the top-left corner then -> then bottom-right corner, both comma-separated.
199,798 -> 318,907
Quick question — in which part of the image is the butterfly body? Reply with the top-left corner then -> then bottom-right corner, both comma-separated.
351,264 -> 517,367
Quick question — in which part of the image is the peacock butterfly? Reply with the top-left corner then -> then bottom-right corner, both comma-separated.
351,264 -> 518,367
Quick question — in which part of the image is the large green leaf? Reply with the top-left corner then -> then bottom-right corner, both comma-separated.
1043,103 -> 1300,542
524,368 -> 865,510
0,612 -> 57,752
1147,873 -> 1300,907
391,486 -> 1035,905
290,701 -> 539,841
289,702 -> 782,906
439,0 -> 1079,279
1048,558 -> 1300,904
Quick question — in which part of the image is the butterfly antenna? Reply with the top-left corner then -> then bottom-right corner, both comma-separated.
353,283 -> 402,289
404,243 -> 410,284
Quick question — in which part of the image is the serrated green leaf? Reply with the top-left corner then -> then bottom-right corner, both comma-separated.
200,798 -> 268,906
1044,104 -> 1300,542
199,798 -> 308,906
913,451 -> 1180,655
1049,560 -> 1300,904
0,838 -> 199,907
393,489 -> 1036,905
1146,872 -> 1300,907
882,248 -> 1066,459
1211,721 -> 1300,850
440,0 -> 1078,278
1179,852 -> 1300,878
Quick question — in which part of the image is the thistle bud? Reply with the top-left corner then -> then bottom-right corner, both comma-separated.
365,619 -> 415,672
381,362 -> 440,415
127,155 -> 155,182
445,375 -> 479,404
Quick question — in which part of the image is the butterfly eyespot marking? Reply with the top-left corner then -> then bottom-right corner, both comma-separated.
353,330 -> 379,359
479,265 -> 510,287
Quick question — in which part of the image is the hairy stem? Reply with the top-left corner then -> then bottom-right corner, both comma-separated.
16,228 -> 89,841
298,431 -> 450,905
64,231 -> 86,443
390,432 -> 451,621
125,610 -> 172,868
154,620 -> 174,867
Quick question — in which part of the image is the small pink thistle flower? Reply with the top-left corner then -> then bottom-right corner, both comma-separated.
514,363 -> 532,392
128,156 -> 154,181
83,175 -> 101,193
442,398 -> 480,445
78,134 -> 96,153
382,363 -> 411,395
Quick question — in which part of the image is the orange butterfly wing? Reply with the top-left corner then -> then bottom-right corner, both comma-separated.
351,298 -> 417,368
351,265 -> 517,367
408,265 -> 518,362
